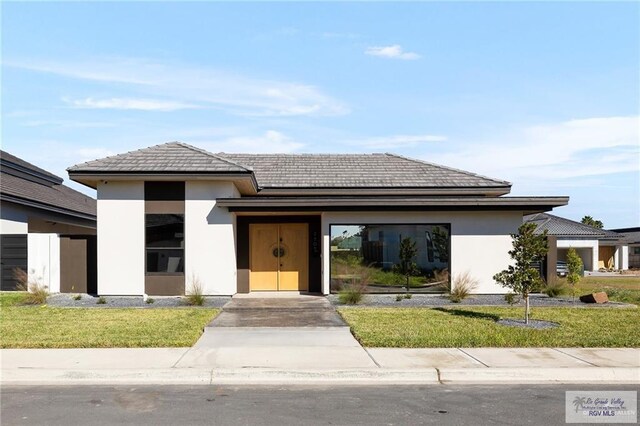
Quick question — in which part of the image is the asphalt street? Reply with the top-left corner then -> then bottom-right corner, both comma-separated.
3,384 -> 638,425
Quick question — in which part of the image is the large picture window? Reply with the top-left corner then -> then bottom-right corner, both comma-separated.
146,214 -> 184,273
330,224 -> 450,293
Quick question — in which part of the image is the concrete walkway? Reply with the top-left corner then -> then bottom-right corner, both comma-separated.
2,347 -> 638,385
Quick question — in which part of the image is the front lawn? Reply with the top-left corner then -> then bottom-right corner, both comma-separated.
565,276 -> 640,305
338,307 -> 640,348
0,296 -> 219,348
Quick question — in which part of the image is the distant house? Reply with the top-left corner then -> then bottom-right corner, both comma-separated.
525,213 -> 629,273
0,151 -> 97,292
610,227 -> 640,269
67,142 -> 568,296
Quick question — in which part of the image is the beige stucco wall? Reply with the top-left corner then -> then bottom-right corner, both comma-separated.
321,211 -> 523,294
97,181 -> 145,295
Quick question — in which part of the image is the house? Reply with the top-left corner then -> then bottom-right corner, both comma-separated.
0,150 -> 97,292
610,227 -> 640,269
525,213 -> 629,273
67,142 -> 568,296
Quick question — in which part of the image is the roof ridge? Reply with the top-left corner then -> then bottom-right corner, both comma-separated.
383,153 -> 512,187
174,143 -> 252,171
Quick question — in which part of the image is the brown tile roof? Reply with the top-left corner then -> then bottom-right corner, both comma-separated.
67,142 -> 250,174
221,152 -> 510,189
68,141 -> 511,190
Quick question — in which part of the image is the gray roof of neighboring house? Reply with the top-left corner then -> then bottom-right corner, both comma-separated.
524,213 -> 619,239
67,142 -> 250,174
67,141 -> 511,190
1,150 -> 96,219
610,228 -> 640,245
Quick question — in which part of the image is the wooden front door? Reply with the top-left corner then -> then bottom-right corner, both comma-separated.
249,223 -> 308,291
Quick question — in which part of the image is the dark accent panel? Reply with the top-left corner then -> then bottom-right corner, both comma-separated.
59,235 -> 98,294
144,181 -> 185,201
0,235 -> 27,291
145,200 -> 185,214
237,269 -> 250,294
545,236 -> 558,282
60,237 -> 87,293
145,275 -> 185,296
236,216 -> 322,293
86,236 -> 97,295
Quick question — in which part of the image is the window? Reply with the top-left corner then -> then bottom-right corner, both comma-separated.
146,214 -> 184,273
330,224 -> 450,293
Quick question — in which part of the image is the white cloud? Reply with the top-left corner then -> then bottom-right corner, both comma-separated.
430,116 -> 640,187
365,45 -> 421,60
20,119 -> 116,128
349,134 -> 447,149
197,130 -> 304,154
8,57 -> 349,117
66,97 -> 199,111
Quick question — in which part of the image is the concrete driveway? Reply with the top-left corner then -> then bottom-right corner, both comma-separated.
176,295 -> 377,369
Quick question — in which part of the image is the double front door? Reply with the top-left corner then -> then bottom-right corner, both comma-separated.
249,223 -> 309,291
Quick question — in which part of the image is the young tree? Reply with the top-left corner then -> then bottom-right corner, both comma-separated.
493,223 -> 548,324
566,247 -> 583,302
581,215 -> 603,229
393,237 -> 419,294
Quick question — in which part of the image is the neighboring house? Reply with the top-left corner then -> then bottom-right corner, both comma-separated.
67,142 -> 568,296
0,151 -> 97,292
610,227 -> 640,269
525,213 -> 629,273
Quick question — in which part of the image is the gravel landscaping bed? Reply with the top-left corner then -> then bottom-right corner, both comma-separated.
327,293 -> 635,308
46,293 -> 231,308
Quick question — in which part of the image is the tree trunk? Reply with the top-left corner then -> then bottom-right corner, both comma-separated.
406,275 -> 410,294
525,294 -> 530,325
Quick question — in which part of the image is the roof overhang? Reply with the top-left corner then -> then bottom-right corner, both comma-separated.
1,193 -> 96,226
215,196 -> 569,213
68,172 -> 259,195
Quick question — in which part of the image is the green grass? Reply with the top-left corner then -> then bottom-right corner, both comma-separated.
338,306 -> 640,348
0,291 -> 28,307
0,297 -> 219,348
562,276 -> 640,305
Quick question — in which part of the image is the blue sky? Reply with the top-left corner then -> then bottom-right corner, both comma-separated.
2,2 -> 638,228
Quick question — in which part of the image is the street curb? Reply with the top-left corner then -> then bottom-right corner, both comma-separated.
2,367 -> 638,386
438,367 -> 640,384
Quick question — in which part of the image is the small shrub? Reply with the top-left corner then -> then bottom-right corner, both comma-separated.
73,294 -> 82,301
395,294 -> 403,302
504,292 -> 519,305
13,268 -> 49,305
97,296 -> 107,304
338,286 -> 364,305
542,278 -> 570,298
404,293 -> 412,299
185,273 -> 205,306
448,272 -> 478,303
146,297 -> 155,304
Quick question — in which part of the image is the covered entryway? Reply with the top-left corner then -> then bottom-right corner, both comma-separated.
249,223 -> 309,291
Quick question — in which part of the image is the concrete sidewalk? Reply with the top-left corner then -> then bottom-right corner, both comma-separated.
2,347 -> 638,386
